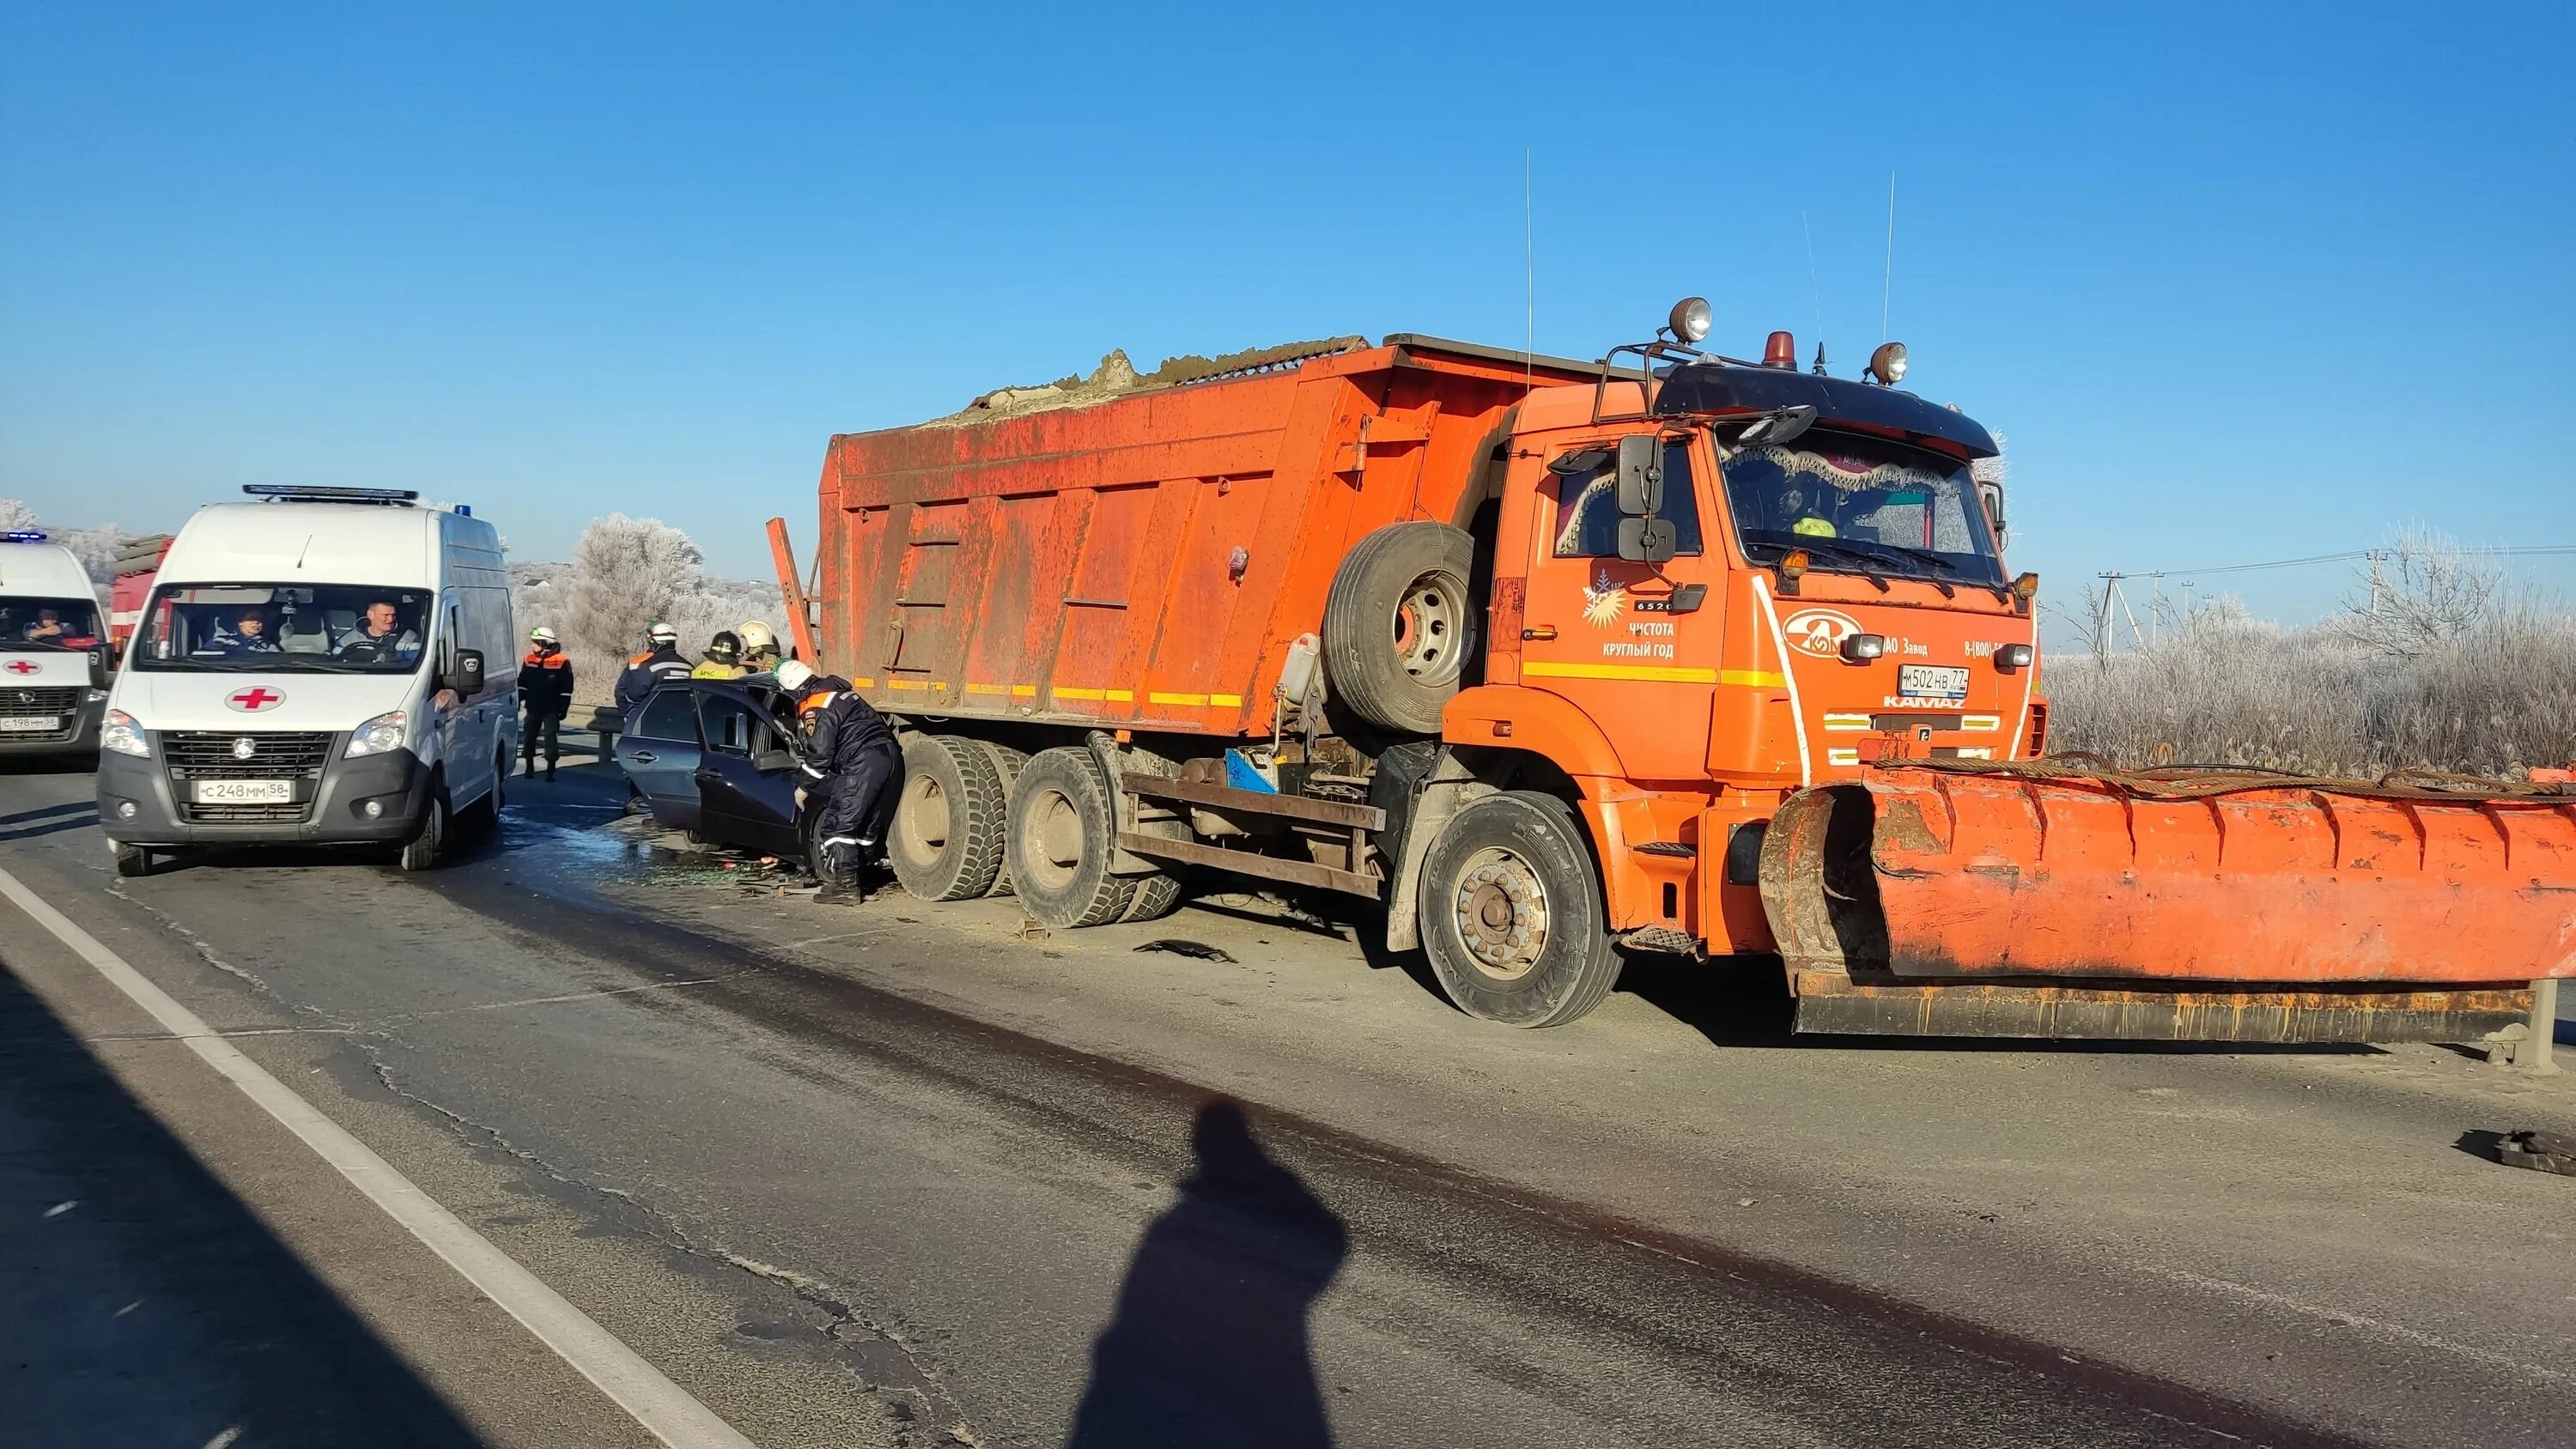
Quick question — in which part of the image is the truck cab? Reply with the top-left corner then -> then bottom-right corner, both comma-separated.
1454,337 -> 2041,960
0,530 -> 114,758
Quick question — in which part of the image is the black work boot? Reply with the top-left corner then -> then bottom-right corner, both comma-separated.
545,761 -> 556,782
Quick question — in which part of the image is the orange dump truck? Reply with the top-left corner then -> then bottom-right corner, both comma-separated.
773,302 -> 2576,1039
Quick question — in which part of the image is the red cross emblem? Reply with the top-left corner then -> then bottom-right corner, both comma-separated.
1,660 -> 34,676
226,686 -> 284,712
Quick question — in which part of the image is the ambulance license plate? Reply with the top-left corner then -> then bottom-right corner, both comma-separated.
0,717 -> 60,733
1898,664 -> 1971,700
195,779 -> 294,804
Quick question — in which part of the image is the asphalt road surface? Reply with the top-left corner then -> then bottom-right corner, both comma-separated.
4,756 -> 2573,1448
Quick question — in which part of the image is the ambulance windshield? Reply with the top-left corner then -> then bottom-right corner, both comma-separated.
131,584 -> 432,672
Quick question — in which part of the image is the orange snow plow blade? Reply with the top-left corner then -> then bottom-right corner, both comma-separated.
1759,761 -> 2576,1042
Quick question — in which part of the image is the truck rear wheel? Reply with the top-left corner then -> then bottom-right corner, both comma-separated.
975,742 -> 1030,898
1416,791 -> 1622,1027
1120,869 -> 1185,923
1006,747 -> 1135,928
1323,521 -> 1476,735
889,734 -> 1008,901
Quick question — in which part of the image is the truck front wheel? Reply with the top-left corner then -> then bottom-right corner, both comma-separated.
1417,791 -> 1622,1028
1005,747 -> 1135,928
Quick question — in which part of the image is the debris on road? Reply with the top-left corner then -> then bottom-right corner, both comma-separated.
1133,939 -> 1237,964
2498,1130 -> 2576,1177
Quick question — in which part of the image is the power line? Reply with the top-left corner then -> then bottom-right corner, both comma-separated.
2142,543 -> 2576,579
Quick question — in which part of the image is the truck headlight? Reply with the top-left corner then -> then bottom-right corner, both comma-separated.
101,709 -> 150,757
345,710 -> 409,757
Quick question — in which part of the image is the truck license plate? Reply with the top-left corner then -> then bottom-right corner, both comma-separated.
0,717 -> 60,733
1898,664 -> 1971,700
194,779 -> 294,804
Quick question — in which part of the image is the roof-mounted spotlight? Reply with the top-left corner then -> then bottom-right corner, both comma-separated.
1668,296 -> 1712,345
1865,341 -> 1909,385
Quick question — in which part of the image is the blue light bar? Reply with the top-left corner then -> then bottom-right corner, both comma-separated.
242,485 -> 420,504
0,529 -> 49,543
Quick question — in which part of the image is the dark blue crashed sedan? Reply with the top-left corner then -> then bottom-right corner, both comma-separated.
615,676 -> 817,864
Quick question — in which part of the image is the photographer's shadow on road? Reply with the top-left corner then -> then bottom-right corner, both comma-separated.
1067,1100 -> 1348,1449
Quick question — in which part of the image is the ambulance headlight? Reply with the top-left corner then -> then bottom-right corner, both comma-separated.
345,710 -> 409,757
101,709 -> 149,758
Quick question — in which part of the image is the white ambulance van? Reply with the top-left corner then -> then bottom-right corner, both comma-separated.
0,530 -> 113,757
97,487 -> 519,876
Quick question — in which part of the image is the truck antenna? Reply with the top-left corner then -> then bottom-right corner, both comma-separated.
1802,208 -> 1826,373
1880,171 -> 1897,341
1524,147 -> 1535,396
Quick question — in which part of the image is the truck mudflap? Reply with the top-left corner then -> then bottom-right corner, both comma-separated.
1759,759 -> 2576,1041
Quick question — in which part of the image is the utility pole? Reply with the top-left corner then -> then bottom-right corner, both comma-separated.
2366,549 -> 2386,617
2092,573 -> 2120,664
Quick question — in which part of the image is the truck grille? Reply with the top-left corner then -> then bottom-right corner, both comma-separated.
161,730 -> 337,824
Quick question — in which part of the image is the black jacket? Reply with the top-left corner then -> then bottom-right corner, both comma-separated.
799,685 -> 896,779
519,651 -> 574,718
613,644 -> 690,715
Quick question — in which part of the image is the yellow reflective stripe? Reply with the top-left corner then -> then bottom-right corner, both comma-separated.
849,676 -> 876,688
1523,660 -> 1719,684
1051,687 -> 1106,701
1826,747 -> 1862,766
1822,712 -> 1873,731
1012,684 -> 1038,697
885,678 -> 939,690
1210,693 -> 1242,706
1961,714 -> 2002,731
1149,691 -> 1209,706
1720,670 -> 1786,688
1104,689 -> 1133,702
963,682 -> 1011,695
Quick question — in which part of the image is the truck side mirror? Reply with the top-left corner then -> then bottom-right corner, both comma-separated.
449,648 -> 485,696
1615,435 -> 1662,517
1618,517 -> 1678,564
1979,482 -> 2008,549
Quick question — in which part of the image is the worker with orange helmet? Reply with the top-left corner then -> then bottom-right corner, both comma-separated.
777,659 -> 901,899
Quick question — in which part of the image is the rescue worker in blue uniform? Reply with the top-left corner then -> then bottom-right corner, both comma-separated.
519,626 -> 574,779
776,659 -> 902,899
613,621 -> 691,717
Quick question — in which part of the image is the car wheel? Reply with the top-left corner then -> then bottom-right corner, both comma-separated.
1416,791 -> 1622,1027
1005,747 -> 1134,929
889,735 -> 1008,901
398,791 -> 448,872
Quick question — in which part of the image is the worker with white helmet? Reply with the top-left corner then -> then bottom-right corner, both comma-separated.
738,619 -> 782,672
612,621 -> 691,718
519,626 -> 574,779
776,658 -> 900,900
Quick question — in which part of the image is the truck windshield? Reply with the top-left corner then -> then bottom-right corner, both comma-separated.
1720,433 -> 2003,586
2,596 -> 105,652
131,583 -> 434,672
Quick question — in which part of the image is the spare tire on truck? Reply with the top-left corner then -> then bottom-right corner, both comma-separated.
1322,521 -> 1477,735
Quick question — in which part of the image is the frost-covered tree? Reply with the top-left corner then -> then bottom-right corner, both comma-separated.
560,513 -> 706,662
0,498 -> 36,531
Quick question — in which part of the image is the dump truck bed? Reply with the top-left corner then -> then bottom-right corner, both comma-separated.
813,337 -> 1601,737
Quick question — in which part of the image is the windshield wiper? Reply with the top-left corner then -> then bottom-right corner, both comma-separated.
1757,539 -> 1893,591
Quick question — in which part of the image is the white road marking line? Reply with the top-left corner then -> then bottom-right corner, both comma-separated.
2142,1264 -> 2574,1388
0,865 -> 757,1449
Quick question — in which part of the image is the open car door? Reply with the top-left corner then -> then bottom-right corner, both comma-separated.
693,688 -> 803,859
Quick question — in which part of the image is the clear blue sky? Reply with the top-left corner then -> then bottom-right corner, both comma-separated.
4,3 -> 2569,639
